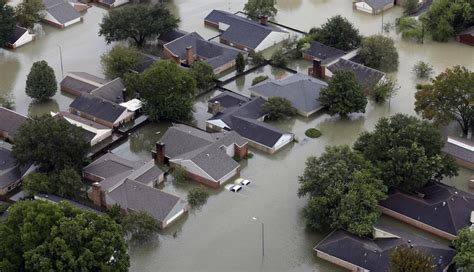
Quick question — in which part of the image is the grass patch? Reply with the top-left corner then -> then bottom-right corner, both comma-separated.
305,128 -> 322,138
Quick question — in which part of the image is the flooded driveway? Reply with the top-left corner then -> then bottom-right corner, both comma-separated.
1,0 -> 473,271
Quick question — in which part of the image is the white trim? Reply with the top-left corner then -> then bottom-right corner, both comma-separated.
447,137 -> 474,151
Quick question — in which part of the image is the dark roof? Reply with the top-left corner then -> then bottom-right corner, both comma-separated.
0,107 -> 29,140
442,138 -> 474,164
43,0 -> 81,24
90,78 -> 125,104
0,143 -> 32,190
328,58 -> 385,88
60,73 -> 106,95
36,194 -> 103,214
363,0 -> 394,10
209,91 -> 250,108
83,153 -> 144,179
7,26 -> 28,45
132,54 -> 158,73
305,41 -> 346,65
69,94 -> 127,123
379,182 -> 474,236
459,26 -> 474,36
204,10 -> 287,50
158,29 -> 188,44
315,225 -> 454,272
249,73 -> 327,115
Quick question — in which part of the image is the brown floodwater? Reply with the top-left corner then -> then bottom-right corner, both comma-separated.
1,0 -> 473,271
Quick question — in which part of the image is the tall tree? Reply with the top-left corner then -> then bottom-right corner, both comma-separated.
99,4 -> 179,47
0,0 -> 15,46
359,35 -> 399,72
453,228 -> 474,270
320,70 -> 367,116
396,17 -> 425,43
125,60 -> 196,121
189,61 -> 216,90
25,60 -> 57,101
12,115 -> 90,172
298,146 -> 386,237
403,0 -> 419,15
243,0 -> 277,20
23,168 -> 85,199
14,0 -> 44,29
308,15 -> 362,51
101,45 -> 140,79
235,53 -> 245,73
424,0 -> 473,42
0,200 -> 129,271
388,246 -> 435,272
415,66 -> 474,136
353,114 -> 458,192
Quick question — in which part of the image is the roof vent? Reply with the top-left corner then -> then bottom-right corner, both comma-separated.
407,240 -> 411,243
442,201 -> 446,206
206,154 -> 210,157
455,191 -> 458,194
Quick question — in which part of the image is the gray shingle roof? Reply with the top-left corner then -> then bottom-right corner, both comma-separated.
83,153 -> 145,179
0,142 -> 32,190
328,58 -> 385,88
132,54 -> 158,73
60,76 -> 101,94
315,224 -> 454,272
7,26 -> 28,45
90,78 -> 125,104
249,73 -> 327,115
43,0 -> 81,24
0,107 -> 29,140
209,91 -> 250,108
305,41 -> 346,65
69,94 -> 127,123
158,29 -> 188,44
363,0 -> 394,10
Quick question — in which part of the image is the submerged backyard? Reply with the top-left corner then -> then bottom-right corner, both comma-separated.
1,0 -> 474,271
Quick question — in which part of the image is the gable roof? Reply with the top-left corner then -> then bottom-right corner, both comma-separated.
209,91 -> 250,108
204,10 -> 287,50
379,182 -> 474,236
83,152 -> 145,180
90,78 -> 125,104
43,0 -> 81,24
328,58 -> 385,88
60,72 -> 107,95
132,54 -> 158,73
0,142 -> 32,190
0,107 -> 29,140
362,0 -> 394,10
158,29 -> 188,44
315,225 -> 454,272
442,137 -> 474,164
305,41 -> 346,65
69,94 -> 127,123
249,73 -> 327,114
7,26 -> 28,45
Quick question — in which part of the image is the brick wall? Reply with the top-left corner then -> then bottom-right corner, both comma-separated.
234,143 -> 248,159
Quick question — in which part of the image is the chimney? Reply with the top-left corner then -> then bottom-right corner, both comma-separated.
122,88 -> 127,102
310,59 -> 326,79
260,16 -> 268,26
154,142 -> 166,165
186,46 -> 194,66
90,182 -> 103,207
209,101 -> 221,115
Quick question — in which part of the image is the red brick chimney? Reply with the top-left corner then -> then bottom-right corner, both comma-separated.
186,46 -> 194,66
90,182 -> 103,207
154,142 -> 166,165
309,59 -> 326,79
260,16 -> 268,26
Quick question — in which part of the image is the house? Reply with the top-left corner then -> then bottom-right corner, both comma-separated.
95,0 -> 128,8
442,137 -> 474,170
0,107 -> 29,142
303,41 -> 346,65
83,153 -> 186,228
352,0 -> 395,15
69,94 -> 135,128
89,78 -> 126,104
456,26 -> 474,46
379,182 -> 474,240
153,124 -> 248,188
42,0 -> 82,29
0,142 -> 35,196
60,72 -> 108,96
249,73 -> 327,117
326,58 -> 385,88
163,32 -> 244,74
6,26 -> 35,49
204,10 -> 289,52
52,111 -> 113,146
315,225 -> 454,272
158,29 -> 188,45
207,92 -> 294,154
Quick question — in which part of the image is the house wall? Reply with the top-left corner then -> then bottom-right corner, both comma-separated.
452,157 -> 474,170
217,167 -> 239,185
11,32 -> 34,48
213,59 -> 237,74
163,208 -> 186,228
163,46 -> 182,64
69,108 -> 114,128
316,250 -> 369,272
60,85 -> 83,96
82,171 -> 104,183
0,178 -> 21,196
254,31 -> 290,52
234,143 -> 248,159
354,1 -> 373,14
204,20 -> 219,29
63,17 -> 81,28
302,52 -> 316,61
379,205 -> 457,240
170,160 -> 220,188
220,37 -> 255,53
457,34 -> 474,46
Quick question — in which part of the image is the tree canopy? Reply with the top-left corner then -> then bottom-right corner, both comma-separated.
101,45 -> 140,79
388,245 -> 435,272
413,61 -> 433,79
125,60 -> 196,121
189,61 -> 216,90
187,187 -> 209,208
424,0 -> 473,42
25,60 -> 57,101
320,70 -> 367,116
243,0 -> 278,19
99,4 -> 179,47
307,15 -> 362,51
403,0 -> 419,15
14,0 -> 43,29
0,0 -> 15,47
353,114 -> 458,192
23,168 -> 85,199
235,53 -> 245,73
359,35 -> 399,72
0,200 -> 129,271
262,97 -> 297,121
298,146 -> 386,237
415,66 -> 474,136
453,228 -> 474,270
396,17 -> 425,43
12,115 -> 90,172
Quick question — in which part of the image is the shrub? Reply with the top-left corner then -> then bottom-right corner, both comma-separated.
187,187 -> 209,207
172,165 -> 188,185
413,61 -> 434,79
270,49 -> 288,67
249,52 -> 267,66
252,75 -> 269,86
305,128 -> 321,138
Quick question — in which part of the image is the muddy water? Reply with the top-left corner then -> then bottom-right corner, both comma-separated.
1,0 -> 473,271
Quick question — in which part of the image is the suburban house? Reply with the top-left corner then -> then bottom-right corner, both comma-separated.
60,72 -> 109,96
326,58 -> 385,88
303,41 -> 346,65
89,78 -> 126,104
163,32 -> 244,74
0,142 -> 35,196
69,94 -> 135,128
249,73 -> 327,117
207,91 -> 294,154
83,153 -> 186,228
456,26 -> 474,46
6,26 -> 35,49
95,0 -> 128,9
442,137 -> 474,170
52,111 -> 113,146
352,0 -> 395,15
0,107 -> 29,142
315,224 -> 454,272
153,124 -> 248,188
204,9 -> 290,52
379,182 -> 474,240
42,0 -> 82,29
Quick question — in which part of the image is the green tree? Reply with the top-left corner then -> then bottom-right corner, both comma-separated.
23,168 -> 84,199
23,172 -> 52,196
453,228 -> 474,270
99,4 -> 179,47
320,70 -> 367,116
0,200 -> 129,271
189,61 -> 216,90
125,60 -> 196,121
171,165 -> 188,185
367,77 -> 397,103
0,94 -> 14,109
187,187 -> 209,207
353,114 -> 458,192
308,15 -> 362,51
413,61 -> 433,79
25,60 -> 57,101
359,35 -> 399,72
262,97 -> 297,121
0,0 -> 15,46
403,0 -> 419,15
388,245 -> 435,272
424,0 -> 473,42
415,66 -> 474,136
252,75 -> 269,86
235,53 -> 245,73
270,48 -> 288,67
298,146 -> 386,236
12,115 -> 90,172
14,0 -> 43,29
243,0 -> 277,20
101,45 -> 140,79
396,17 -> 425,43
249,51 -> 267,66
121,211 -> 160,242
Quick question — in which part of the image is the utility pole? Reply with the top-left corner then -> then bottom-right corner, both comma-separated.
252,217 -> 265,258
57,44 -> 64,79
